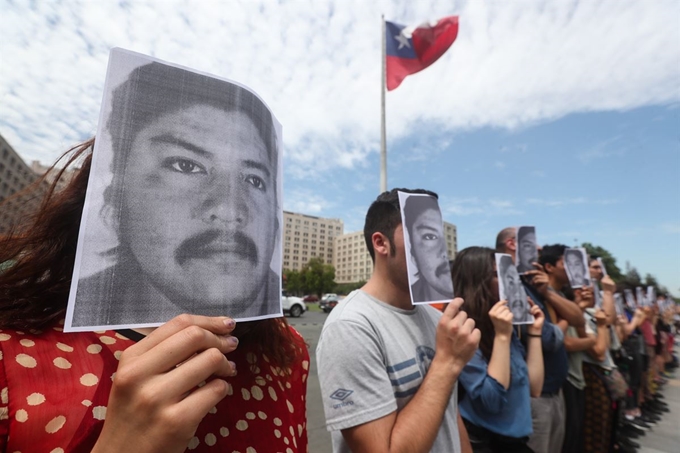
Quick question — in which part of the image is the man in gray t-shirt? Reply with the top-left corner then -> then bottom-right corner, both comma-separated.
316,189 -> 479,453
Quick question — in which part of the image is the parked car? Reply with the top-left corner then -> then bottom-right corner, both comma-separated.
320,293 -> 339,313
303,294 -> 319,302
282,292 -> 306,317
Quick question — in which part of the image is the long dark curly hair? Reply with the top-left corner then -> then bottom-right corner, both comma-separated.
451,246 -> 498,361
0,139 -> 303,371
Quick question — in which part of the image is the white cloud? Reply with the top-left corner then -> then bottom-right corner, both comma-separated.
284,189 -> 335,215
494,160 -> 506,169
526,197 -> 620,207
1,0 -> 678,176
442,197 -> 522,216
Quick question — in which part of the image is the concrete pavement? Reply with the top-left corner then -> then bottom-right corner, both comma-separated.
638,354 -> 680,453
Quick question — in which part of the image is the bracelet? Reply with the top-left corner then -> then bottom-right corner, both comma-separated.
527,333 -> 542,338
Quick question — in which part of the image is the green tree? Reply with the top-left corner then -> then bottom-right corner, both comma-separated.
301,257 -> 336,297
283,269 -> 304,295
580,242 -> 623,281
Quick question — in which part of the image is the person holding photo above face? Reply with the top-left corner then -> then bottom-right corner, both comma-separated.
498,254 -> 532,324
402,194 -> 454,303
72,60 -> 281,326
564,249 -> 590,288
0,57 -> 308,452
452,247 -> 544,453
516,227 -> 538,275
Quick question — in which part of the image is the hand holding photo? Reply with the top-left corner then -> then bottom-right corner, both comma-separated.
65,48 -> 283,331
516,226 -> 538,274
495,253 -> 535,325
564,247 -> 591,288
398,191 -> 454,305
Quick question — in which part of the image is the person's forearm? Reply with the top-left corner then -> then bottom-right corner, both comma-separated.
564,334 -> 596,352
526,336 -> 544,397
587,326 -> 609,361
545,290 -> 585,327
602,291 -> 616,325
487,334 -> 511,389
387,356 -> 460,453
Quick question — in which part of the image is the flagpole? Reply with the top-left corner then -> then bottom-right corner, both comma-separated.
380,14 -> 387,194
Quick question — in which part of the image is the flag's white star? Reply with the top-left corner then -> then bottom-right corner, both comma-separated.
395,32 -> 411,50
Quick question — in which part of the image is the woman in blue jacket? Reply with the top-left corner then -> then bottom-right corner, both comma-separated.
451,247 -> 545,453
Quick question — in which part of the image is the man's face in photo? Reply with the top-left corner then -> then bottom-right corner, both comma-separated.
589,260 -> 604,281
566,252 -> 585,284
502,263 -> 524,319
410,206 -> 452,297
118,104 -> 278,308
518,230 -> 537,271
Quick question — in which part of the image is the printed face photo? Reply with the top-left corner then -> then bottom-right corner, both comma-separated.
66,49 -> 283,331
624,289 -> 636,309
516,226 -> 538,274
564,247 -> 590,288
636,287 -> 646,306
496,253 -> 534,325
398,192 -> 454,305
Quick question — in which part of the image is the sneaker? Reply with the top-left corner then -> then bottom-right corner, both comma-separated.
638,414 -> 658,426
629,418 -> 652,431
619,437 -> 641,449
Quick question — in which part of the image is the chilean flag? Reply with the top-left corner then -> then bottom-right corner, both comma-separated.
385,16 -> 459,91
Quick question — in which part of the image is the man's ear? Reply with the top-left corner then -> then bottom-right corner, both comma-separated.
372,232 -> 391,258
544,262 -> 554,274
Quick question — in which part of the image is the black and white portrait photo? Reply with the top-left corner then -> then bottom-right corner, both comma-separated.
564,247 -> 591,288
516,226 -> 538,274
597,257 -> 608,276
647,286 -> 656,306
624,289 -> 636,309
636,287 -> 647,307
65,49 -> 283,331
398,192 -> 454,305
614,293 -> 624,316
495,253 -> 534,325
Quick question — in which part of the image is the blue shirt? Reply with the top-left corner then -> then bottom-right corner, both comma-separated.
458,333 -> 533,438
522,283 -> 568,395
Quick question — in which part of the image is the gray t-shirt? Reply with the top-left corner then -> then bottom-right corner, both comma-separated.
566,314 -> 595,390
316,290 -> 461,453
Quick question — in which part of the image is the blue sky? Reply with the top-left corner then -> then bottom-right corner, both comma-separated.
1,0 -> 679,292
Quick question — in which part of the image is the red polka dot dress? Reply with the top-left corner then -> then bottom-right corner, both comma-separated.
0,321 -> 309,452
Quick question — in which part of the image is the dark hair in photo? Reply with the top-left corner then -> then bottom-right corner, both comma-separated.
363,188 -> 437,262
402,193 -> 441,255
538,243 -> 567,268
563,248 -> 584,266
498,254 -> 514,280
451,246 -> 497,361
105,61 -> 278,219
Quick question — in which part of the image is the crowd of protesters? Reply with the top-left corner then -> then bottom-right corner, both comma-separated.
1,152 -> 677,453
317,189 -> 677,453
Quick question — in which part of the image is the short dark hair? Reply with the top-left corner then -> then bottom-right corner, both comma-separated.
539,244 -> 567,268
363,188 -> 437,262
105,61 -> 277,215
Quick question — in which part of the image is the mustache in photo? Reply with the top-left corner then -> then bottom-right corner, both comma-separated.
435,261 -> 450,277
175,229 -> 259,266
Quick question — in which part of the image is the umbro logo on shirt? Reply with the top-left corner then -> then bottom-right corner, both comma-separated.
330,388 -> 354,409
